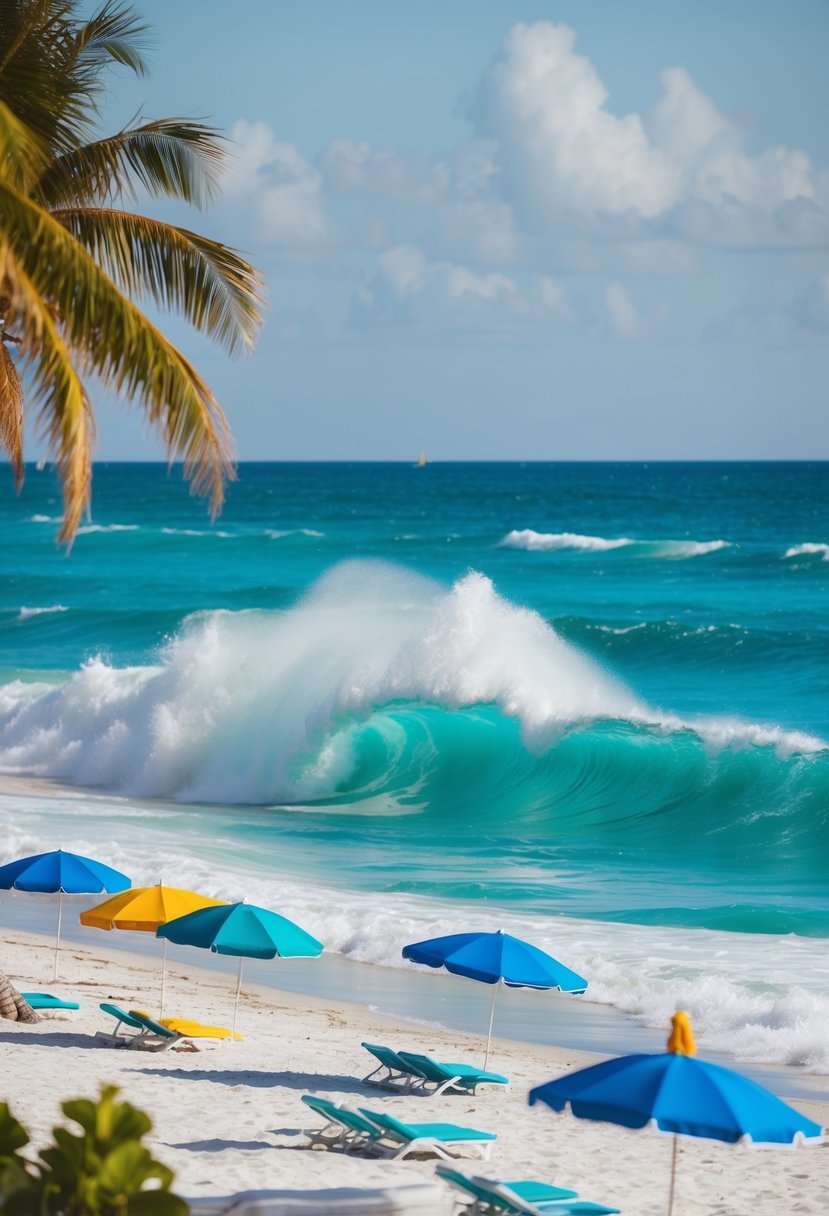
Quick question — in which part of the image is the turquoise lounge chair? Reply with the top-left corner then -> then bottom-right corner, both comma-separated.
126,1010 -> 184,1051
361,1042 -> 419,1089
300,1095 -> 384,1152
398,1051 -> 509,1097
358,1107 -> 496,1160
435,1166 -> 620,1215
436,1165 -> 578,1212
21,992 -> 79,1011
95,1003 -> 149,1045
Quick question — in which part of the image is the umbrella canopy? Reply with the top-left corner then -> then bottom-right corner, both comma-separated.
0,849 -> 130,980
158,902 -> 324,1034
80,884 -> 225,1013
529,1012 -> 824,1216
402,929 -> 587,1068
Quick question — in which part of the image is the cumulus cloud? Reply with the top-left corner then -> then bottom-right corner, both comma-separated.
349,244 -> 590,336
226,121 -> 333,247
469,22 -> 827,247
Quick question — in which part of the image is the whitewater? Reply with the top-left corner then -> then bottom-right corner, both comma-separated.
1,461 -> 828,1072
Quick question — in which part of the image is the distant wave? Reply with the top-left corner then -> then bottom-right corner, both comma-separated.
784,543 -> 829,562
500,530 -> 729,558
160,527 -> 232,538
27,514 -> 60,523
16,605 -> 69,622
266,528 -> 325,540
76,524 -> 139,535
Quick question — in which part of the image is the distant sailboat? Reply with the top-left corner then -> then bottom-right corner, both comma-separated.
416,451 -> 427,467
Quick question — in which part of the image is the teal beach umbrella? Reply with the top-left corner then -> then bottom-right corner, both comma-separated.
0,849 -> 130,980
158,901 -> 323,1034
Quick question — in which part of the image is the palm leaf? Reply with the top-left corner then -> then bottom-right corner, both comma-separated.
0,341 -> 24,488
70,1 -> 149,79
0,97 -> 45,190
0,178 -> 235,536
38,118 -> 227,208
55,207 -> 263,353
4,251 -> 94,541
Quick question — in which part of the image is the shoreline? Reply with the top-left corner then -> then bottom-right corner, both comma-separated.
1,924 -> 827,1215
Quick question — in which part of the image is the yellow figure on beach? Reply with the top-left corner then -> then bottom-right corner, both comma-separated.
667,1009 -> 697,1056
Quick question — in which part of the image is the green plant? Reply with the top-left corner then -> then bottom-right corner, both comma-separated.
0,1085 -> 188,1214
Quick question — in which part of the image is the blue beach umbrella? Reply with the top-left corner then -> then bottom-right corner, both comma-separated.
402,929 -> 588,1068
158,901 -> 324,1034
529,1013 -> 824,1216
0,849 -> 131,980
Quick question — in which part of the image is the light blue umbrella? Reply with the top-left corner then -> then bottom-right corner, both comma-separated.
529,1014 -> 824,1216
0,849 -> 130,980
402,928 -> 587,1068
158,901 -> 323,1034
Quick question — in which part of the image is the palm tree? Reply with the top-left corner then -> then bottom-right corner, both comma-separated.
0,0 -> 264,542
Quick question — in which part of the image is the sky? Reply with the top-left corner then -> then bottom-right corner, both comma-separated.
34,0 -> 829,461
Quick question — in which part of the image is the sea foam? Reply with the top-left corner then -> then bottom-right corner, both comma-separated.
500,530 -> 728,558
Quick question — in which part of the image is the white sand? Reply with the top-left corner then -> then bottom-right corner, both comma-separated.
1,927 -> 828,1215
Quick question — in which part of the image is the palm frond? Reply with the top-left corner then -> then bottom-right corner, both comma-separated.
55,207 -> 263,353
71,2 -> 150,78
0,178 -> 235,532
0,341 -> 24,488
38,118 -> 227,208
4,250 -> 94,542
0,97 -> 45,190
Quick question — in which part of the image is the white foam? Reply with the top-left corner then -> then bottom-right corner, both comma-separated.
27,514 -> 59,523
500,529 -> 632,551
266,528 -> 325,539
160,527 -> 232,538
76,524 -> 139,535
784,543 -> 829,561
16,605 -> 69,622
500,530 -> 729,558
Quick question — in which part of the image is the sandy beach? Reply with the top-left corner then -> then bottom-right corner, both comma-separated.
1,924 -> 827,1215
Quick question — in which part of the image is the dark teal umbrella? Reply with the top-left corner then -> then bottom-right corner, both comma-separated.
0,849 -> 130,980
158,901 -> 323,1034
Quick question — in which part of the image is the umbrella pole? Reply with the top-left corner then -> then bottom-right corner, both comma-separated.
667,1134 -> 679,1216
160,937 -> 168,1016
53,891 -> 63,982
484,981 -> 499,1071
232,957 -> 244,1039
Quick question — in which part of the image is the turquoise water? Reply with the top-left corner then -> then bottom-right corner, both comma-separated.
1,462 -> 828,1069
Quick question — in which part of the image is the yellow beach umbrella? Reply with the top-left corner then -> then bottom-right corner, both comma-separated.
80,884 -> 225,1014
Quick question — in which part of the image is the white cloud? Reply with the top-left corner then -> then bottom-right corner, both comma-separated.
469,22 -> 826,247
320,139 -> 448,206
226,121 -> 332,246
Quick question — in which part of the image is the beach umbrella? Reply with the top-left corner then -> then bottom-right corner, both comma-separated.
0,849 -> 131,980
158,901 -> 324,1035
79,884 -> 225,1014
529,1012 -> 824,1216
402,928 -> 587,1069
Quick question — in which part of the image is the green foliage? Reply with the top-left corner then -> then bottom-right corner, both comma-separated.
0,1085 -> 189,1215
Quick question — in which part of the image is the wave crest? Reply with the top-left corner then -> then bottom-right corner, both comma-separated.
500,530 -> 728,558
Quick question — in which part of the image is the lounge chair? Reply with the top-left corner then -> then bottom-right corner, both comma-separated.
20,992 -> 80,1011
361,1042 -> 421,1089
436,1165 -> 577,1212
398,1051 -> 509,1097
434,1166 -> 619,1215
300,1095 -> 385,1152
358,1108 -> 496,1161
95,1003 -> 151,1045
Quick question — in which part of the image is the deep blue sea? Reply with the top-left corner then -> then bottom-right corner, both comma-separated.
2,461 -> 828,1070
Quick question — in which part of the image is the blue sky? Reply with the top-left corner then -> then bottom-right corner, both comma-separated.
47,1 -> 829,460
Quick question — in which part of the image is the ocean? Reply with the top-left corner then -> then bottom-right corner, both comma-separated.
2,461 -> 828,1074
